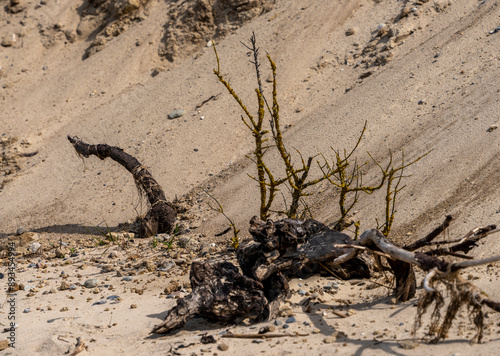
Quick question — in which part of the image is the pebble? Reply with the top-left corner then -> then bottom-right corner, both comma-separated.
217,343 -> 229,351
28,242 -> 41,253
489,26 -> 500,34
55,249 -> 65,258
487,124 -> 498,132
297,290 -> 306,296
84,279 -> 98,288
59,281 -> 70,290
345,27 -> 357,36
1,34 -> 16,47
23,308 -> 30,313
283,324 -> 290,329
177,236 -> 190,248
130,304 -> 138,309
274,319 -> 283,326
258,325 -> 276,334
312,328 -> 321,334
92,300 -> 107,305
60,307 -> 68,312
122,276 -> 134,282
16,227 -> 26,235
167,109 -> 186,120
286,316 -> 297,323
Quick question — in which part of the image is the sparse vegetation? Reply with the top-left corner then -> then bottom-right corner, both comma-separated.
213,34 -> 427,238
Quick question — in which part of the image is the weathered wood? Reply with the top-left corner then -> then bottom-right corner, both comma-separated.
152,261 -> 268,334
153,217 -> 500,344
67,135 -> 176,237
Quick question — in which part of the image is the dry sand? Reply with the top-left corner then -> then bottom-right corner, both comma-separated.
1,0 -> 500,354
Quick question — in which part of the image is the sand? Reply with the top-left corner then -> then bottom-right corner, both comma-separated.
1,0 -> 500,354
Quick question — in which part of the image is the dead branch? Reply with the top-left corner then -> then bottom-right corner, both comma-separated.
404,215 -> 453,251
67,135 -> 176,237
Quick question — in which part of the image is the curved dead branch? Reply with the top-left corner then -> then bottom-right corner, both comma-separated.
67,135 -> 176,237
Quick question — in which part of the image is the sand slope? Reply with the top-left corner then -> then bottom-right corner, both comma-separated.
1,0 -> 500,354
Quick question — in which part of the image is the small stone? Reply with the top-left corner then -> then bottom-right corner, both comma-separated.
60,307 -> 68,312
164,280 -> 180,294
84,279 -> 98,288
297,290 -> 306,296
417,100 -> 425,105
0,340 -> 9,351
274,319 -> 283,326
16,227 -> 26,235
59,281 -> 70,290
55,249 -> 65,258
487,124 -> 498,132
122,276 -> 134,282
283,324 -> 289,329
106,295 -> 121,302
286,316 -> 297,323
92,300 -> 106,305
8,283 -> 20,293
312,328 -> 321,334
130,304 -> 137,309
1,34 -> 16,47
28,242 -> 41,253
177,236 -> 190,248
345,27 -> 357,36
218,343 -> 229,351
258,325 -> 276,334
151,67 -> 165,77
167,109 -> 186,120
23,308 -> 30,313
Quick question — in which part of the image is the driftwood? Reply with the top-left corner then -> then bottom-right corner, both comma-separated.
67,136 -> 176,237
153,216 -> 500,344
152,261 -> 268,334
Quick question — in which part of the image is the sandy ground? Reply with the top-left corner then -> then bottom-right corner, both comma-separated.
1,0 -> 500,354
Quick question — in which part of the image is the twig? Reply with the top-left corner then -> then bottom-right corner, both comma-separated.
331,310 -> 348,318
317,261 -> 342,280
195,93 -> 221,109
333,244 -> 395,260
405,215 -> 453,251
222,332 -> 309,339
